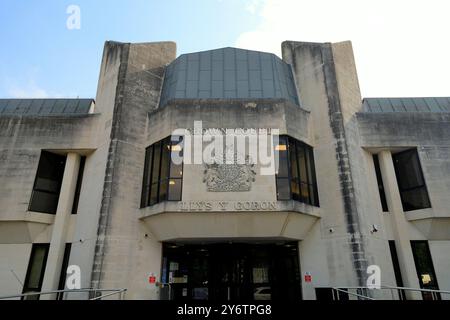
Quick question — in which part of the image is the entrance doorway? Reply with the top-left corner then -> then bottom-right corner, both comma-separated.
161,242 -> 301,301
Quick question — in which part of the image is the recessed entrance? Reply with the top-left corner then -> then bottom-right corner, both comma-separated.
161,242 -> 301,301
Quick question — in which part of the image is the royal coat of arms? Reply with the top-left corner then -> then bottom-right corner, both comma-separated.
202,153 -> 256,192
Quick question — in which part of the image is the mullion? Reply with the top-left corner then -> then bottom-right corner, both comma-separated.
166,137 -> 174,199
303,143 -> 312,205
156,142 -> 163,203
286,137 -> 292,197
296,141 -> 309,204
289,138 -> 300,200
295,140 -> 305,203
308,147 -> 319,206
141,147 -> 151,207
147,145 -> 155,206
275,136 -> 289,200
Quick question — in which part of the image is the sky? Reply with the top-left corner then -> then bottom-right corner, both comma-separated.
0,0 -> 449,99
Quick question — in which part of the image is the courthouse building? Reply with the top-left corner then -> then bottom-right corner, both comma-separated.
0,40 -> 449,300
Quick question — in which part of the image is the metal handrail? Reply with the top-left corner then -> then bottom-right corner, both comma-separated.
326,285 -> 450,300
89,288 -> 127,300
0,288 -> 127,300
331,287 -> 375,300
382,285 -> 450,295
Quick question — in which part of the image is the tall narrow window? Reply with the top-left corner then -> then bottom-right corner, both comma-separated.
388,241 -> 406,300
373,154 -> 388,212
141,136 -> 183,207
72,156 -> 86,214
57,243 -> 72,300
393,149 -> 431,211
141,146 -> 154,208
411,241 -> 440,300
275,136 -> 290,200
22,244 -> 49,300
274,135 -> 319,206
29,151 -> 67,214
168,135 -> 183,201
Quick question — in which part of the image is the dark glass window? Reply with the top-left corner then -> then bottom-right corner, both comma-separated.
275,136 -> 290,200
388,241 -> 406,300
274,135 -> 319,206
141,136 -> 183,207
22,244 -> 49,300
72,156 -> 86,214
373,154 -> 388,212
57,243 -> 72,300
393,149 -> 431,212
29,151 -> 67,214
315,288 -> 348,301
411,241 -> 441,300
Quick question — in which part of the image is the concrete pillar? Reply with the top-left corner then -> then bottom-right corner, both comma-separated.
378,150 -> 422,300
41,153 -> 81,299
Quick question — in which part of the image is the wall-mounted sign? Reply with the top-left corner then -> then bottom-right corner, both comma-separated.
172,276 -> 188,284
169,262 -> 179,271
203,153 -> 256,192
179,201 -> 277,212
304,272 -> 312,283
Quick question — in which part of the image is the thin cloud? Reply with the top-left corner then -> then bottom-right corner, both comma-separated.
6,79 -> 65,99
235,0 -> 450,97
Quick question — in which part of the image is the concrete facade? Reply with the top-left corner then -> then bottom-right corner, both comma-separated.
0,40 -> 449,300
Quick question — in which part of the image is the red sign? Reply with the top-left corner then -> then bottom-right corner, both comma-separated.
149,276 -> 156,284
304,274 -> 312,283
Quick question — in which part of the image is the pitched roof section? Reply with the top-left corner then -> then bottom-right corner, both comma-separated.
362,97 -> 450,113
0,99 -> 95,116
159,47 -> 300,107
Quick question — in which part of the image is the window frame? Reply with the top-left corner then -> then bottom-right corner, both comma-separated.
141,136 -> 184,208
410,240 -> 441,300
22,243 -> 50,300
373,154 -> 389,212
274,135 -> 319,207
71,156 -> 86,215
28,150 -> 67,215
57,243 -> 72,300
392,149 -> 431,212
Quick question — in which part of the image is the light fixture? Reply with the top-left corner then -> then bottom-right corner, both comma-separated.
171,145 -> 182,151
421,274 -> 431,284
169,180 -> 176,185
275,144 -> 287,151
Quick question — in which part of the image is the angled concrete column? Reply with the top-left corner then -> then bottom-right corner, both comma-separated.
41,152 -> 80,299
378,150 -> 422,300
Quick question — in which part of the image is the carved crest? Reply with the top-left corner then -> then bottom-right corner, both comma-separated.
203,153 -> 256,192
